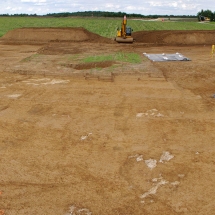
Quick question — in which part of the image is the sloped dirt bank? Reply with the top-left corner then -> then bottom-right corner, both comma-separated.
1,27 -> 113,44
133,30 -> 215,45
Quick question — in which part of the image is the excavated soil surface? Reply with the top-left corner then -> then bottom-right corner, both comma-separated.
1,28 -> 215,215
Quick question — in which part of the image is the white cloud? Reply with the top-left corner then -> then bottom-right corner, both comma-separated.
170,2 -> 178,7
11,7 -> 22,11
126,6 -> 137,11
149,1 -> 163,7
0,0 -> 214,15
182,4 -> 187,9
21,0 -> 46,2
105,3 -> 115,8
34,3 -> 47,6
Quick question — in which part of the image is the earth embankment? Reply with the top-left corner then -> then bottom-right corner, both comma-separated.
2,28 -> 215,45
1,27 -> 113,44
133,30 -> 215,45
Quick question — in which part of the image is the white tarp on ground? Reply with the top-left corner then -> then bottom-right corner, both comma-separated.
143,52 -> 190,61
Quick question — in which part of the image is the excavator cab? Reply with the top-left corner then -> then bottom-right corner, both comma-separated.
126,26 -> 132,36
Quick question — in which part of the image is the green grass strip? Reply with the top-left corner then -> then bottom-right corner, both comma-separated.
82,52 -> 141,64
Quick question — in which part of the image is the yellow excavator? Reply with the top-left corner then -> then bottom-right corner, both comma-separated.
115,15 -> 134,43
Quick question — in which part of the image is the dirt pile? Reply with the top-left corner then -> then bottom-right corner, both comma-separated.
133,30 -> 215,45
1,27 -> 113,44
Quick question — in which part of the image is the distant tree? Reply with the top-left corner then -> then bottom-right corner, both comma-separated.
0,13 -> 9,16
197,9 -> 213,21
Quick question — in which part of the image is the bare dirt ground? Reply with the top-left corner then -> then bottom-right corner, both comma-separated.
1,28 -> 215,215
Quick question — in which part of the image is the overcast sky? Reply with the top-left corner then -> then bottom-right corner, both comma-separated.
0,0 -> 214,16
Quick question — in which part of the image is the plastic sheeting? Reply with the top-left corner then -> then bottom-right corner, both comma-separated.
143,52 -> 190,62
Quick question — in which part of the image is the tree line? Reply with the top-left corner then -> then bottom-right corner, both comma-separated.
45,11 -> 197,18
0,11 -> 196,18
0,10 -> 214,21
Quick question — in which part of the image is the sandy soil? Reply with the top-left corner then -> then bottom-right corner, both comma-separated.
0,28 -> 215,215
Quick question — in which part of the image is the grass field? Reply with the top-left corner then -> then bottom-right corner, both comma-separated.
0,16 -> 215,38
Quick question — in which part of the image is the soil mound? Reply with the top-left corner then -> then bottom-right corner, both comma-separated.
1,27 -> 112,44
133,30 -> 215,45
